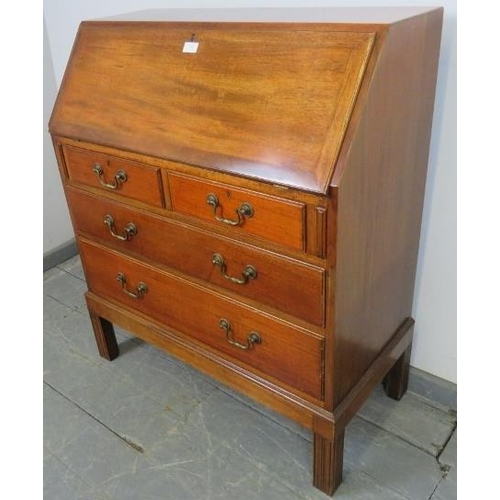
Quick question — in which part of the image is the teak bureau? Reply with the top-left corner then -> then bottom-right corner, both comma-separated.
49,7 -> 443,496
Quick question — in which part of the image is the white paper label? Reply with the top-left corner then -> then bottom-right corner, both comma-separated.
183,41 -> 199,53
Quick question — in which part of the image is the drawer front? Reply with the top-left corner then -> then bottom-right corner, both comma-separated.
68,188 -> 325,326
168,173 -> 305,251
79,239 -> 324,399
62,145 -> 164,207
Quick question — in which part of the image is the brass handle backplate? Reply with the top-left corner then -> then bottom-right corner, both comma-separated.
219,318 -> 261,350
206,193 -> 254,226
116,272 -> 147,299
92,163 -> 127,190
104,215 -> 137,241
212,253 -> 257,285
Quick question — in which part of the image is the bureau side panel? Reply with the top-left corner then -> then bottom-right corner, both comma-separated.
331,10 -> 443,405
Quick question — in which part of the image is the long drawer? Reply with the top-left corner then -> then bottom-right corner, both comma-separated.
79,238 -> 324,399
68,188 -> 325,326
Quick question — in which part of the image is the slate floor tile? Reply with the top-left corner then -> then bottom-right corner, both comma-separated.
408,368 -> 457,412
58,254 -> 85,280
44,449 -> 93,500
432,429 -> 457,500
117,418 -> 304,500
104,390 -> 180,452
177,388 -> 320,498
332,462 -> 409,500
358,385 -> 456,456
44,264 -> 65,283
44,301 -> 137,361
44,294 -> 74,331
344,417 -> 443,500
44,306 -> 104,358
53,354 -> 169,425
104,341 -> 217,418
43,331 -> 102,390
44,266 -> 88,312
431,465 -> 456,500
54,422 -> 151,488
438,429 -> 457,468
73,490 -> 112,500
43,383 -> 94,453
153,387 -> 413,500
101,449 -> 303,500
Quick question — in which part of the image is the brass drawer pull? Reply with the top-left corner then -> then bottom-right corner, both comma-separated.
212,253 -> 257,285
103,215 -> 137,241
116,272 -> 147,299
92,163 -> 127,189
219,319 -> 261,350
206,193 -> 254,226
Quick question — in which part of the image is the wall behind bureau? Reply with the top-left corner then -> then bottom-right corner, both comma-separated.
43,0 -> 457,383
43,17 -> 74,256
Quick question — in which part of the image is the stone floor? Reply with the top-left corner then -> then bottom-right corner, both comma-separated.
43,255 -> 457,500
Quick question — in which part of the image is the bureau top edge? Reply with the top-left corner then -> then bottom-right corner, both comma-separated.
96,7 -> 443,25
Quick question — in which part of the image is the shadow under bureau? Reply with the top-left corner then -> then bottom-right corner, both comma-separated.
49,7 -> 443,496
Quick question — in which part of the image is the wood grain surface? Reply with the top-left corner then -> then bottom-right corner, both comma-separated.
50,23 -> 374,193
79,238 -> 325,400
67,187 -> 325,326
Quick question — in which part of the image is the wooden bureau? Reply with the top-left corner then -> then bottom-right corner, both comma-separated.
49,7 -> 443,496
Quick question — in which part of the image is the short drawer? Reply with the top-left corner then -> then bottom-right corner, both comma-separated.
79,239 -> 324,399
168,172 -> 305,251
62,145 -> 164,207
68,188 -> 325,326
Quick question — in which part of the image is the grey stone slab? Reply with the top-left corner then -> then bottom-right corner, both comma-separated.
175,388 -> 323,499
44,325 -> 187,457
150,389 -> 410,500
50,350 -> 143,419
44,294 -> 74,332
44,305 -> 135,366
104,390 -> 180,452
43,328 -> 114,397
332,462 -> 409,500
44,383 -> 94,453
44,265 -> 65,283
43,330 -> 103,389
344,417 -> 442,500
438,429 -> 457,468
74,490 -> 112,500
408,367 -> 457,412
358,385 -> 456,456
432,430 -> 457,500
109,424 -> 304,500
46,342 -> 180,450
146,408 -> 235,466
44,450 -> 92,500
45,307 -> 102,359
101,338 -> 217,419
44,266 -> 88,312
55,422 -> 152,488
58,254 -> 85,280
431,464 -> 456,500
